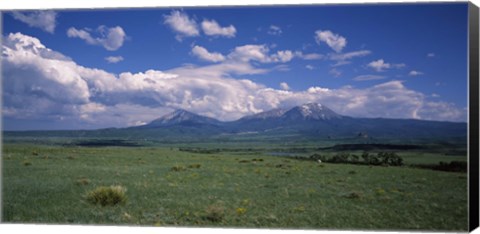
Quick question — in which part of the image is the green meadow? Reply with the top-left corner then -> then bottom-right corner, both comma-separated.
1,141 -> 468,231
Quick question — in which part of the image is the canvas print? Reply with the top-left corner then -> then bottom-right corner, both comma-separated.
1,2 -> 473,231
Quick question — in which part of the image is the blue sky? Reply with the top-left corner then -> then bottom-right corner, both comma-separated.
2,3 -> 469,130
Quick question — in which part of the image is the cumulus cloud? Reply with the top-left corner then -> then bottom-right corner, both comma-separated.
408,70 -> 424,76
315,30 -> 347,52
11,11 -> 57,33
201,19 -> 236,38
227,44 -> 294,64
368,59 -> 405,72
191,45 -> 226,63
270,50 -> 294,63
268,25 -> 282,35
2,33 -> 467,130
280,82 -> 290,91
305,65 -> 315,70
105,56 -> 124,63
67,26 -> 127,51
427,53 -> 435,58
164,10 -> 199,40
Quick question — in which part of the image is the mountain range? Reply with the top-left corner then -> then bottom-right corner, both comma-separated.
130,103 -> 467,140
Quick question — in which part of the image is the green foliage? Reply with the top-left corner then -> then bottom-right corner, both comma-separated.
313,151 -> 403,166
85,186 -> 127,206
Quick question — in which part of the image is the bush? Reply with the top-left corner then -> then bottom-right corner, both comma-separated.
204,204 -> 225,222
188,164 -> 201,169
313,151 -> 403,166
171,165 -> 186,171
435,161 -> 467,172
85,185 -> 127,206
415,161 -> 467,172
76,178 -> 90,186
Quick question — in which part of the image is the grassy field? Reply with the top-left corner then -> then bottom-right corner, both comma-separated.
2,143 -> 468,231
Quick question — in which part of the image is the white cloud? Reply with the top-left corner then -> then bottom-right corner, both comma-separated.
268,25 -> 282,35
367,59 -> 390,72
11,11 -> 57,33
2,33 -> 467,130
294,51 -> 323,60
329,68 -> 342,78
305,65 -> 315,70
228,44 -> 270,62
329,50 -> 371,66
67,26 -> 126,51
353,74 -> 386,81
228,44 -> 293,63
201,19 -> 236,38
105,56 -> 124,63
191,45 -> 226,63
280,82 -> 290,91
329,50 -> 371,61
367,59 -> 405,72
408,70 -> 424,76
270,50 -> 294,63
164,10 -> 199,40
427,53 -> 435,57
315,30 -> 347,53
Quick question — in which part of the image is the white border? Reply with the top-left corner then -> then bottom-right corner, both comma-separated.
0,0 -> 478,234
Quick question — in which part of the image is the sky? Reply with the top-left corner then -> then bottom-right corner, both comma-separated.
1,3 -> 470,130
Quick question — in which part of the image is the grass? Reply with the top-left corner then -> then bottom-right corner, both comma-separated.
2,143 -> 468,230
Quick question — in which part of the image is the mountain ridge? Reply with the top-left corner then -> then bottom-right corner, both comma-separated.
126,103 -> 467,140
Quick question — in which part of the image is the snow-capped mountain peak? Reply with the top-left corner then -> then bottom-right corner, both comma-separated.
147,109 -> 220,127
283,103 -> 341,120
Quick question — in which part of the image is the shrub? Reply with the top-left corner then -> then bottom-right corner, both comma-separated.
204,204 -> 225,222
309,153 -> 326,161
188,164 -> 201,169
171,165 -> 186,171
23,161 -> 32,166
85,185 -> 127,206
415,161 -> 467,172
236,207 -> 247,215
76,178 -> 90,186
377,152 -> 403,166
344,192 -> 362,199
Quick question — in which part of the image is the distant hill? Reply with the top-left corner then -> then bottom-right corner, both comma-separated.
139,109 -> 221,127
128,103 -> 467,140
3,103 -> 468,142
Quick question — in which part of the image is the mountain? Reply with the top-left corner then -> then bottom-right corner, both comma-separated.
3,103 -> 467,143
142,109 -> 221,127
238,107 -> 287,121
281,103 -> 343,121
130,103 -> 466,140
